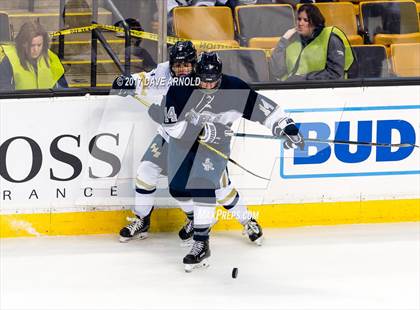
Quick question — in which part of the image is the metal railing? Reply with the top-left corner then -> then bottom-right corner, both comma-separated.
57,0 -> 132,87
28,0 -> 34,12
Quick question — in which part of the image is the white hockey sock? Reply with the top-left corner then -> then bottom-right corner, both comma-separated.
193,203 -> 216,241
133,190 -> 155,218
227,197 -> 253,225
179,199 -> 194,217
133,161 -> 161,218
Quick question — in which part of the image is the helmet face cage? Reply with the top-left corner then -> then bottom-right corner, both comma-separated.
196,52 -> 222,83
169,41 -> 197,77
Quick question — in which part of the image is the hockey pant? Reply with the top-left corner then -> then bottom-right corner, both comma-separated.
135,135 -> 252,224
167,141 -> 252,240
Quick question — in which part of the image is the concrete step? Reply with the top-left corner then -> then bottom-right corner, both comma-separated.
35,0 -> 98,10
62,57 -> 144,75
6,7 -> 112,33
0,0 -> 98,10
50,32 -> 129,57
50,34 -> 159,64
0,0 -> 32,10
66,73 -> 116,88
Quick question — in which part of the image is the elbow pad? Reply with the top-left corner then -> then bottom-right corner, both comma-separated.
147,104 -> 163,124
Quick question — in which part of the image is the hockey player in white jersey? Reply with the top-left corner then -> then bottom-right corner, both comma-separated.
162,52 -> 305,271
112,41 -> 263,246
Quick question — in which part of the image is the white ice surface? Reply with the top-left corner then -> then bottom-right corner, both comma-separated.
1,223 -> 419,310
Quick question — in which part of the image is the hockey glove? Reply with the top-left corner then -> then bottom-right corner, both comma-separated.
185,109 -> 218,126
199,122 -> 233,145
273,118 -> 305,150
111,75 -> 136,97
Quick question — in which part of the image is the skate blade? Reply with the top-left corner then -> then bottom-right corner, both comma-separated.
180,238 -> 194,247
184,259 -> 210,273
119,232 -> 149,243
253,235 -> 263,246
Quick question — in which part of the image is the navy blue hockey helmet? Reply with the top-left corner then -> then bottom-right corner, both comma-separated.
196,52 -> 222,83
169,41 -> 197,76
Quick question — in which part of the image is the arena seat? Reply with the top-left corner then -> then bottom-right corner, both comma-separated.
235,4 -> 295,47
417,2 -> 420,29
248,37 -> 280,49
347,44 -> 389,78
300,2 -> 364,45
359,1 -> 420,46
337,0 -> 384,15
211,48 -> 269,82
173,6 -> 239,48
390,42 -> 420,76
0,12 -> 11,42
374,32 -> 420,54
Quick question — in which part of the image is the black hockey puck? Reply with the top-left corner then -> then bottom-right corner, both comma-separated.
232,267 -> 238,279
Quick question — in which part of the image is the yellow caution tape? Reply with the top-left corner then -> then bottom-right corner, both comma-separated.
133,94 -> 151,108
50,25 -> 97,37
50,23 -> 238,49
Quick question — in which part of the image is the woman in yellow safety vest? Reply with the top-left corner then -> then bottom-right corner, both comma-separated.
269,4 -> 354,81
0,21 -> 67,90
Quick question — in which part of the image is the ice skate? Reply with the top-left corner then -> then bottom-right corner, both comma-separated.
179,218 -> 218,247
183,240 -> 210,272
119,214 -> 151,243
178,218 -> 194,247
243,218 -> 263,246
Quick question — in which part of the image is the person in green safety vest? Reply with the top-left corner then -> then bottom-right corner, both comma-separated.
0,21 -> 67,91
269,4 -> 354,81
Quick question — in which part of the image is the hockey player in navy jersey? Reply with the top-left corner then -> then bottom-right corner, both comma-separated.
112,41 -> 265,247
162,51 -> 304,272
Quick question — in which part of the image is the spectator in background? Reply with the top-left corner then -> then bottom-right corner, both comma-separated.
0,21 -> 67,90
114,18 -> 157,72
269,4 -> 354,81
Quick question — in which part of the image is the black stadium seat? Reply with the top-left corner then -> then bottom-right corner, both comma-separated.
235,4 -> 295,47
359,1 -> 420,45
348,45 -> 390,78
212,48 -> 269,82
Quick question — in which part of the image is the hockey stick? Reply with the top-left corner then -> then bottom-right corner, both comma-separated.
198,140 -> 271,181
232,133 -> 420,148
109,88 -> 152,107
133,94 -> 151,108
